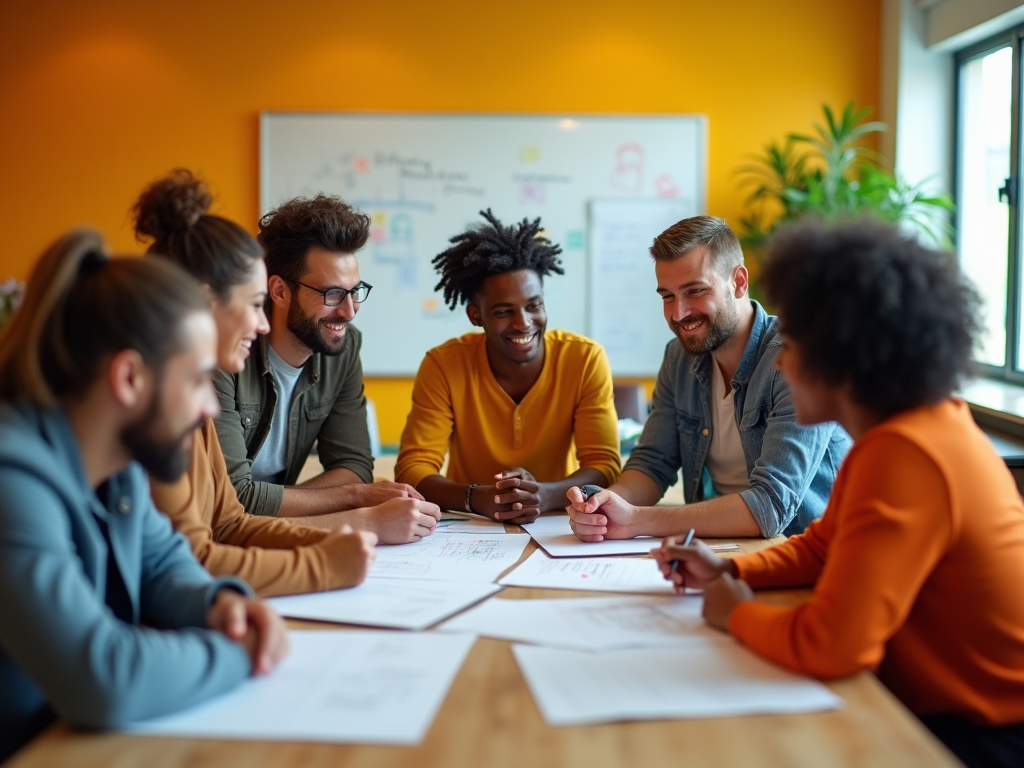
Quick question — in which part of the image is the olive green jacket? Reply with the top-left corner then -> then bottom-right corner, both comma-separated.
213,329 -> 374,517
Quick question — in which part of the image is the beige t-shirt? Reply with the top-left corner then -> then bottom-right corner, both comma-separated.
704,365 -> 752,496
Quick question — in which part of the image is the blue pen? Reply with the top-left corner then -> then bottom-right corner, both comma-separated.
670,528 -> 696,577
578,484 -> 603,501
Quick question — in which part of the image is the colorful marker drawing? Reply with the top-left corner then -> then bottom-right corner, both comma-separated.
520,145 -> 541,163
353,155 -> 370,173
654,173 -> 681,199
610,143 -> 645,194
520,181 -> 546,205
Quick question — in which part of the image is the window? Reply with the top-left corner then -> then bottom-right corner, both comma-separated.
957,31 -> 1021,378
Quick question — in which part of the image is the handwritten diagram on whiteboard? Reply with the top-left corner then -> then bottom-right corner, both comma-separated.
261,113 -> 706,375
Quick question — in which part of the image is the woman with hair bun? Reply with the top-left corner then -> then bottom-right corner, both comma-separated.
135,169 -> 378,596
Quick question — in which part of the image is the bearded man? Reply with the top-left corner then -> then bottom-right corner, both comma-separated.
213,194 -> 439,543
566,215 -> 851,540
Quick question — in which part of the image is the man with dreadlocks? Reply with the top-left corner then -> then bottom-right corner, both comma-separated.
394,210 -> 620,524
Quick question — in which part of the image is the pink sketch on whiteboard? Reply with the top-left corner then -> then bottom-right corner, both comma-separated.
610,143 -> 645,194
520,181 -> 546,205
654,173 -> 680,199
353,156 -> 369,173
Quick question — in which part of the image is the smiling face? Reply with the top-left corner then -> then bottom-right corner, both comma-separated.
278,246 -> 361,357
209,260 -> 270,374
466,270 -> 547,366
655,246 -> 746,355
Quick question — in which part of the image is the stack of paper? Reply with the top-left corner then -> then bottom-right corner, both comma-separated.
128,631 -> 477,744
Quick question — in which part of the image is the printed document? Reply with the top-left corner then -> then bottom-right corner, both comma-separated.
129,631 -> 476,744
372,532 -> 530,583
268,578 -> 501,630
499,549 -> 675,594
513,641 -> 843,726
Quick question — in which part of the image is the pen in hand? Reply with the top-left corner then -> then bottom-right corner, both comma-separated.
578,484 -> 602,502
669,528 -> 696,579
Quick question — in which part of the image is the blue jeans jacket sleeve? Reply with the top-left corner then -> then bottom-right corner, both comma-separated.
0,465 -> 251,731
738,382 -> 842,537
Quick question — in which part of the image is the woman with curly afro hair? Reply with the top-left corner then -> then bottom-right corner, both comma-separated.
654,218 -> 1024,768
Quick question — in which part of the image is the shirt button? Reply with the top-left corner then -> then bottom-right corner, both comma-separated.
702,428 -> 709,437
243,417 -> 252,425
117,498 -> 131,515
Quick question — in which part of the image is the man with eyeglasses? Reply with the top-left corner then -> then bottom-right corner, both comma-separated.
213,194 -> 441,544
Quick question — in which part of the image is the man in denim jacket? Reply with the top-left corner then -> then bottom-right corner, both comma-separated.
567,216 -> 850,539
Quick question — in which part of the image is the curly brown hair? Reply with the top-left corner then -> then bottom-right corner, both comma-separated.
257,194 -> 370,282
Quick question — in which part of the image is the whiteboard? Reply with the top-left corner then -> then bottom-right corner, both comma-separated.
261,113 -> 706,375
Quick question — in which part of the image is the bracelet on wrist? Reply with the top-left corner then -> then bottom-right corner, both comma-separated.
464,483 -> 478,513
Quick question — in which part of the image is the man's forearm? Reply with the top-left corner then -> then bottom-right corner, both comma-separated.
545,468 -> 606,512
608,468 -> 666,507
630,494 -> 763,538
297,467 -> 365,490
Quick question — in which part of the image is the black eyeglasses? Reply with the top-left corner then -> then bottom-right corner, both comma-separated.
287,279 -> 372,306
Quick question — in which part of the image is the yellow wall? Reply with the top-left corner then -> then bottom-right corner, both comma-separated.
0,0 -> 880,443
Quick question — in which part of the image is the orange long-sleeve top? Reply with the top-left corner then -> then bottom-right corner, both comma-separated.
395,330 -> 621,489
729,399 -> 1024,725
149,419 -> 366,597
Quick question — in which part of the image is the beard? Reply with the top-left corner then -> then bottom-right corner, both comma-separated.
120,387 -> 202,483
670,303 -> 740,356
286,300 -> 347,357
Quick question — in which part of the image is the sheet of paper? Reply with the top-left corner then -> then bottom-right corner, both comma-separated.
128,631 -> 476,744
513,641 -> 843,726
524,515 -> 738,556
437,513 -> 509,534
267,578 -> 501,630
499,549 -> 674,594
371,532 -> 531,583
525,514 -> 666,556
440,594 -> 723,650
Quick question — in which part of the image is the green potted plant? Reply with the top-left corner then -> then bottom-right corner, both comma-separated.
0,279 -> 24,330
737,102 -> 954,300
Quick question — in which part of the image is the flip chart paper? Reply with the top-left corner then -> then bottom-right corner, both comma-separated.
371,532 -> 531,583
129,631 -> 476,744
440,594 -> 721,650
267,578 -> 502,630
513,641 -> 843,726
499,549 -> 675,594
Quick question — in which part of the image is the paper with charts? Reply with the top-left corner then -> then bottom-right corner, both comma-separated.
524,514 -> 739,557
499,549 -> 675,594
371,532 -> 531,582
513,641 -> 843,726
440,594 -> 723,650
267,578 -> 501,630
128,631 -> 476,744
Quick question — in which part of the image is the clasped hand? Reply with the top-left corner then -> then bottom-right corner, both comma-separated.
206,590 -> 289,675
650,535 -> 754,632
471,468 -> 552,525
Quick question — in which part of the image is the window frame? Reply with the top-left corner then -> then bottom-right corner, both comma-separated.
956,28 -> 1024,382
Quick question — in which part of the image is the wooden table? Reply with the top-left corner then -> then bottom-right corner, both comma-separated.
8,535 -> 962,768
